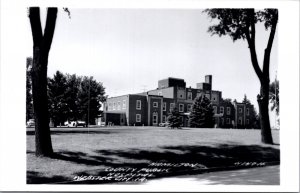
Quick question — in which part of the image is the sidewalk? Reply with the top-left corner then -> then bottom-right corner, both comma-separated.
145,165 -> 279,185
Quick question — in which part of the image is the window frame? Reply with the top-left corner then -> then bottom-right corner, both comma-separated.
163,102 -> 166,111
123,100 -> 126,109
136,100 -> 141,110
153,113 -> 158,124
170,103 -> 175,111
220,106 -> 224,114
136,114 -> 141,122
226,107 -> 231,115
179,104 -> 184,112
226,118 -> 230,124
187,92 -> 192,100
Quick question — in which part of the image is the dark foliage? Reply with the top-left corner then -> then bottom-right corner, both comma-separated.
269,79 -> 279,115
167,107 -> 182,129
188,95 -> 215,128
26,57 -> 33,122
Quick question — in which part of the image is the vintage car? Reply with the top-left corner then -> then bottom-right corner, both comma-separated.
26,119 -> 35,127
64,120 -> 87,127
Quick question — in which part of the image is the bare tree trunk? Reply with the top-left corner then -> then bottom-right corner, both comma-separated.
257,82 -> 273,144
29,7 -> 57,156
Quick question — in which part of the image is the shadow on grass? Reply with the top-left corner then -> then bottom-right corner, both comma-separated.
27,144 -> 280,184
26,130 -> 116,136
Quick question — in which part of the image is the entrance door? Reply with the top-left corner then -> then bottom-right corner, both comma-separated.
153,113 -> 158,126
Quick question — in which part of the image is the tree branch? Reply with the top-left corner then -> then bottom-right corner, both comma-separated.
263,11 -> 278,76
245,17 -> 263,82
43,7 -> 58,52
29,7 -> 43,47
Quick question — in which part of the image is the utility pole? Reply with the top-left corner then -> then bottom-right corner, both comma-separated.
88,77 -> 91,129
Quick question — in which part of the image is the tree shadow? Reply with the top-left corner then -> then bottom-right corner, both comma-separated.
27,143 -> 280,184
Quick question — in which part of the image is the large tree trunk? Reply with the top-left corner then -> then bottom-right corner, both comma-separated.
257,81 -> 273,144
29,7 -> 57,156
32,47 -> 53,156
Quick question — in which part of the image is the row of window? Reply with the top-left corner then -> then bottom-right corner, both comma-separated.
182,92 -> 218,102
108,100 -> 126,111
136,113 -> 159,124
108,100 -> 249,116
220,118 -> 250,125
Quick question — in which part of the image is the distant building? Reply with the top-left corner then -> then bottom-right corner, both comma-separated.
103,75 -> 257,128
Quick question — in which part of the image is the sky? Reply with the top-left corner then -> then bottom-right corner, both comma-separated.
25,9 -> 278,123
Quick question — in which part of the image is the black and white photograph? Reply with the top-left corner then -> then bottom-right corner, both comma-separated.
0,0 -> 299,192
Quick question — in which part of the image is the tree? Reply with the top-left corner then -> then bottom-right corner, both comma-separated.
48,71 -> 68,127
205,9 -> 278,144
188,95 -> 215,128
242,94 -> 251,104
29,7 -> 57,156
269,79 -> 279,115
167,107 -> 182,129
77,76 -> 106,125
26,57 -> 33,122
65,74 -> 81,121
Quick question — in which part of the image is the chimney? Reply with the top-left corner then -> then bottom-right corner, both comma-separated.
205,75 -> 212,86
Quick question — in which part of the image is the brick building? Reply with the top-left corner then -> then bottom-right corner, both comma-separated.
102,75 -> 257,128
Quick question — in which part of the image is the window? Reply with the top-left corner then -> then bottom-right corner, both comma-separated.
117,101 -> 121,110
220,106 -> 224,114
238,117 -> 242,124
153,102 -> 158,108
239,108 -> 243,113
113,102 -> 116,110
213,97 -> 216,101
187,92 -> 192,100
187,104 -> 192,111
136,100 -> 141,110
153,113 -> 158,124
162,115 -> 166,123
179,104 -> 184,112
170,103 -> 175,111
136,114 -> 141,122
246,119 -> 249,124
213,106 -> 217,113
163,102 -> 166,111
108,103 -> 112,111
123,100 -> 126,109
226,118 -> 230,124
158,92 -> 162,96
226,107 -> 231,115
221,118 -> 224,125
246,108 -> 249,115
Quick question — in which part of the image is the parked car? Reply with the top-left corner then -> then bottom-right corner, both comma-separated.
26,119 -> 35,127
64,120 -> 86,127
159,122 -> 169,127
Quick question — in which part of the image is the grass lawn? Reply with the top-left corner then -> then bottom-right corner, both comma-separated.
27,126 -> 279,184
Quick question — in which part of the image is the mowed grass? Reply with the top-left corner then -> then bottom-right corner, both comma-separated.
27,126 -> 279,184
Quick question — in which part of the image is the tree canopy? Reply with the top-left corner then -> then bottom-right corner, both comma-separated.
47,71 -> 106,125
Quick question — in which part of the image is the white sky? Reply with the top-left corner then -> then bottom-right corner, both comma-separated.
25,9 -> 278,120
